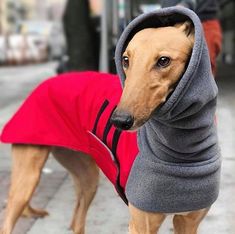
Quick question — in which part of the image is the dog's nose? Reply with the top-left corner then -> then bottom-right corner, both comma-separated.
111,110 -> 134,130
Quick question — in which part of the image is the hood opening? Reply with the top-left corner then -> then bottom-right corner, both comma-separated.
115,7 -> 203,90
119,13 -> 192,60
115,7 -> 212,118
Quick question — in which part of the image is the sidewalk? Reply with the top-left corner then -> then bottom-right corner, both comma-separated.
0,63 -> 235,233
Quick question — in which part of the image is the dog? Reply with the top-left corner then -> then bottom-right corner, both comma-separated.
0,9 -> 220,234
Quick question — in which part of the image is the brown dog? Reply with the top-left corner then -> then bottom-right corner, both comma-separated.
0,22 -> 208,234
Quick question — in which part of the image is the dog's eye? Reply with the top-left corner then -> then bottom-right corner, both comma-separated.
122,56 -> 129,69
156,56 -> 171,68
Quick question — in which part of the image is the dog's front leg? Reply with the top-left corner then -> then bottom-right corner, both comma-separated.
173,208 -> 210,234
128,203 -> 166,234
0,144 -> 50,234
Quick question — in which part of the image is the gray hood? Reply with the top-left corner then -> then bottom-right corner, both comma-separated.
115,7 -> 221,213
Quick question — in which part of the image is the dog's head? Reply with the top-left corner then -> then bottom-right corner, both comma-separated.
111,21 -> 195,131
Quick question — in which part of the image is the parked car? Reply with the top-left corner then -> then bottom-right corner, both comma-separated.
25,34 -> 48,63
0,36 -> 7,64
18,20 -> 66,61
19,20 -> 53,38
18,20 -> 52,61
48,22 -> 66,60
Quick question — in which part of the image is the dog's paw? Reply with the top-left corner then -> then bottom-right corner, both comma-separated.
22,205 -> 49,218
0,228 -> 8,234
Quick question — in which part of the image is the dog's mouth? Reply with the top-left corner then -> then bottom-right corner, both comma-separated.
111,109 -> 151,132
111,82 -> 179,131
112,118 -> 147,132
128,120 -> 148,131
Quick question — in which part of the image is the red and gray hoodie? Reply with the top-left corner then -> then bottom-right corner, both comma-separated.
1,7 -> 220,213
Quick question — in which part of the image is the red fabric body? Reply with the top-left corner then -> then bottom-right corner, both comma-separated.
0,71 -> 139,196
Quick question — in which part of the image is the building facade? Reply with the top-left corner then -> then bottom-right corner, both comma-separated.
0,0 -> 66,33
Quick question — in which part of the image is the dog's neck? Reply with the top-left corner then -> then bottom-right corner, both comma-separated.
137,97 -> 218,164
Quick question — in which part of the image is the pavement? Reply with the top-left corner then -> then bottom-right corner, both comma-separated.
0,62 -> 235,234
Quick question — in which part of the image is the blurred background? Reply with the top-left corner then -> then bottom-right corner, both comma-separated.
0,0 -> 235,233
0,0 -> 234,70
0,0 -> 66,65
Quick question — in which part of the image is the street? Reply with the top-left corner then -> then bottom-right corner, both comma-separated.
0,62 -> 235,233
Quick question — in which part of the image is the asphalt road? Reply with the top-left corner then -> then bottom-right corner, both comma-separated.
0,62 -> 235,233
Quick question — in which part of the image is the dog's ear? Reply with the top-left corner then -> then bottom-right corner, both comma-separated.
174,21 -> 195,43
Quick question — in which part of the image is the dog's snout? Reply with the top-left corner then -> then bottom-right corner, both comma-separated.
111,110 -> 134,130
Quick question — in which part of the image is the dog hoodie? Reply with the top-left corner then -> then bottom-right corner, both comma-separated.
1,7 -> 220,213
115,6 -> 221,212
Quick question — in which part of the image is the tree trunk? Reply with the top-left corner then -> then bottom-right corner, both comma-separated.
63,0 -> 98,71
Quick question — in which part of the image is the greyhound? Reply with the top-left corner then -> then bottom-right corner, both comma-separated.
0,7 -> 220,234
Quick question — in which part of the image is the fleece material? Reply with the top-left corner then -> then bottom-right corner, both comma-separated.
1,7 -> 221,213
0,72 -> 138,203
115,6 -> 221,212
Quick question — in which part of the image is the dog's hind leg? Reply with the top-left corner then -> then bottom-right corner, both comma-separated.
0,144 -> 50,234
21,204 -> 49,218
173,208 -> 210,234
53,148 -> 99,234
128,203 -> 166,234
